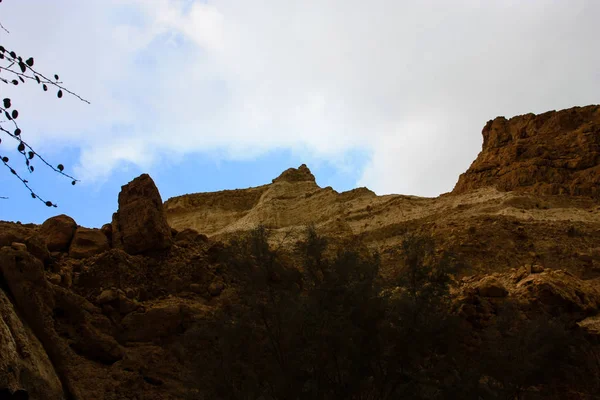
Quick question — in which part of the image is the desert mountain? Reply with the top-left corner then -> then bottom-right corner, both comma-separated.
165,105 -> 600,278
1,105 -> 599,399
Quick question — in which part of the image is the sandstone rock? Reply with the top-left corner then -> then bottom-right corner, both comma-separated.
47,273 -> 62,285
24,234 -> 50,264
11,242 -> 27,252
111,174 -> 172,255
531,264 -> 545,273
69,227 -> 110,259
514,271 -> 600,316
100,223 -> 112,242
272,164 -> 316,183
208,280 -> 225,297
96,289 -> 118,305
174,228 -> 208,243
0,288 -> 65,400
120,304 -> 183,342
454,105 -> 600,198
577,314 -> 600,337
39,214 -> 77,252
477,277 -> 509,297
0,222 -> 30,248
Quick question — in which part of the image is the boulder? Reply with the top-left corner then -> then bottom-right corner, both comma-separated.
69,228 -> 110,259
39,215 -> 77,252
111,174 -> 172,255
11,242 -> 27,252
477,277 -> 509,297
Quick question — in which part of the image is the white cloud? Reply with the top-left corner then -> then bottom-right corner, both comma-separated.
1,0 -> 599,195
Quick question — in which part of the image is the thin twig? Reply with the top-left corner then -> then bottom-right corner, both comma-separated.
0,53 -> 90,104
0,124 -> 79,182
0,156 -> 57,206
0,21 -> 9,34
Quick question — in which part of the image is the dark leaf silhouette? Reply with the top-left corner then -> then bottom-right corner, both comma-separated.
1,5 -> 88,206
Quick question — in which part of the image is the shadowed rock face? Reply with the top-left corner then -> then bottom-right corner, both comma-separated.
111,174 -> 173,255
453,105 -> 600,197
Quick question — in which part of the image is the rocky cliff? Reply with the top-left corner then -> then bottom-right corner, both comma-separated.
1,105 -> 600,399
454,105 -> 600,197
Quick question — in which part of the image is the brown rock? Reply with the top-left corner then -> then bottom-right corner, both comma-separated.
0,288 -> 65,400
69,227 -> 110,259
11,242 -> 27,252
477,277 -> 509,297
208,280 -> 225,297
96,289 -> 118,305
47,273 -> 62,285
189,283 -> 203,294
531,264 -> 545,273
100,223 -> 113,242
454,105 -> 600,198
24,234 -> 50,264
120,304 -> 183,342
272,164 -> 316,183
174,228 -> 206,243
39,214 -> 77,252
111,174 -> 172,254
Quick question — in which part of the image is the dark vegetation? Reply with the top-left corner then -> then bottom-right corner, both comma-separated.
183,226 -> 600,399
0,1 -> 88,206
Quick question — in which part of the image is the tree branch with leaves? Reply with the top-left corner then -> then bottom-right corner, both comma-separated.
0,5 -> 89,207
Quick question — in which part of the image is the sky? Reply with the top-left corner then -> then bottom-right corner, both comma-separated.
0,0 -> 599,228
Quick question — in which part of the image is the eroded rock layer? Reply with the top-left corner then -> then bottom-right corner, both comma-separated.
453,105 -> 600,197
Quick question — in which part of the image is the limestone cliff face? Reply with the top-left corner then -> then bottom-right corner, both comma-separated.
453,105 -> 600,197
164,106 -> 600,278
164,164 -> 378,240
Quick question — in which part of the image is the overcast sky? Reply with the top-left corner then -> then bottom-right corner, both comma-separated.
1,0 -> 599,227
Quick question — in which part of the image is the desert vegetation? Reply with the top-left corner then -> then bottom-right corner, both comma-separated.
182,226 -> 599,399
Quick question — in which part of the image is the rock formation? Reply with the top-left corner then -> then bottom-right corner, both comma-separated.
0,104 -> 599,398
39,215 -> 77,252
111,173 -> 172,255
454,105 -> 600,197
68,228 -> 110,259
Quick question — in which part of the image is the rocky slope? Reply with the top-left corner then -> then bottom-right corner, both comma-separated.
165,106 -> 600,279
0,104 -> 599,399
